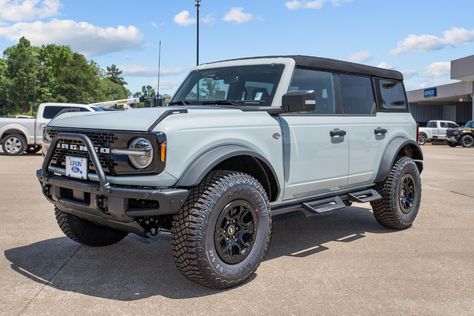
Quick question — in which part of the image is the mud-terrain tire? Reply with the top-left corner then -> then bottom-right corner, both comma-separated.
371,157 -> 422,230
460,135 -> 474,148
55,208 -> 128,246
418,133 -> 426,145
2,133 -> 26,155
171,171 -> 272,289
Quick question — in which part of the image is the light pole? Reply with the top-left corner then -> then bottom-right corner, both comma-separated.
195,0 -> 201,66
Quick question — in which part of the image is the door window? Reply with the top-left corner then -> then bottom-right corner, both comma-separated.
339,74 -> 376,115
289,68 -> 336,114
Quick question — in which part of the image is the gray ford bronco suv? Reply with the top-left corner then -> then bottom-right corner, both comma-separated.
37,56 -> 423,289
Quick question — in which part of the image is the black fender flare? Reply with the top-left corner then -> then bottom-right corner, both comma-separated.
176,145 -> 280,194
374,137 -> 423,183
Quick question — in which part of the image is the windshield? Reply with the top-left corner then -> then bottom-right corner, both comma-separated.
171,64 -> 284,107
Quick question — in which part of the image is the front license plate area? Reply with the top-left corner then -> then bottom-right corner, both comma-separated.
65,156 -> 88,180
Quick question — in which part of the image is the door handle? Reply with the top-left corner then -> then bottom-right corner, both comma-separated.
330,129 -> 346,137
374,127 -> 387,136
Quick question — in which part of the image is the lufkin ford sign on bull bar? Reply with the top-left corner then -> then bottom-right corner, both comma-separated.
424,87 -> 437,98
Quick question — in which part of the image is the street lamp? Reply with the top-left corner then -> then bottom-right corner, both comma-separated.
195,0 -> 201,66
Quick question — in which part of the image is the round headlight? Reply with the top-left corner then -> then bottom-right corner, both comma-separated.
128,137 -> 153,169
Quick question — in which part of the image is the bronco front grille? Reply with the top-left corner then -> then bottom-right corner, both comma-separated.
47,129 -> 119,175
46,128 -> 166,176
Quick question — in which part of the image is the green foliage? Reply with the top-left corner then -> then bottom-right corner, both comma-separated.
133,85 -> 156,106
106,64 -> 127,86
0,37 -> 132,115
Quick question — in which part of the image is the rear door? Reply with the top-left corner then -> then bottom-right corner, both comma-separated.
344,77 -> 412,186
281,68 -> 349,200
337,74 -> 386,186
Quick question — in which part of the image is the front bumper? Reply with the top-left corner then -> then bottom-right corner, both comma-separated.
37,132 -> 188,235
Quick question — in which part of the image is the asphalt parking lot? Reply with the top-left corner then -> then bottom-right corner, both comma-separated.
0,145 -> 473,315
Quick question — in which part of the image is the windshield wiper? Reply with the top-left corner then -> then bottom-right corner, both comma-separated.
168,100 -> 190,106
201,100 -> 241,106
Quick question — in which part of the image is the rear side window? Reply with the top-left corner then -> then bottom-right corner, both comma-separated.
377,79 -> 407,111
42,106 -> 89,119
289,68 -> 336,114
339,74 -> 375,115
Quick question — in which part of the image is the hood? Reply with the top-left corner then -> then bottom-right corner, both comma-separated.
48,107 -> 184,131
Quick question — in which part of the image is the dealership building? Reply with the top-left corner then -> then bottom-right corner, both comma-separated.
407,55 -> 474,126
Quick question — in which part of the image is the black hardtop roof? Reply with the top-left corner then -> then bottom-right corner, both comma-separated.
205,55 -> 403,81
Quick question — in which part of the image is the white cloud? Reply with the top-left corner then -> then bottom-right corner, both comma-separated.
391,27 -> 474,56
285,0 -> 351,10
223,7 -> 253,23
425,61 -> 450,78
173,10 -> 214,26
0,0 -> 60,22
401,69 -> 418,80
121,65 -> 187,77
173,10 -> 195,26
348,50 -> 371,63
202,14 -> 214,24
151,21 -> 164,29
377,62 -> 394,69
0,19 -> 143,56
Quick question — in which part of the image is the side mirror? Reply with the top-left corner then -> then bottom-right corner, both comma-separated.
282,90 -> 316,113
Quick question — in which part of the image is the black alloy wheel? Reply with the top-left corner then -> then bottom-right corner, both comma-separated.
399,174 -> 415,214
214,200 -> 257,265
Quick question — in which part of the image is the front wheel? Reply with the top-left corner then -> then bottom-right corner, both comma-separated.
171,171 -> 272,289
460,135 -> 474,148
371,157 -> 422,230
55,208 -> 128,246
418,134 -> 426,145
2,134 -> 26,155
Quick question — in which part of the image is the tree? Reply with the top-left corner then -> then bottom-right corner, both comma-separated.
133,85 -> 156,106
106,64 -> 127,86
97,78 -> 128,101
3,37 -> 40,113
0,58 -> 9,115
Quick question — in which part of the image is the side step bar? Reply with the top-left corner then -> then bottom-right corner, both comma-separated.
302,196 -> 346,214
348,189 -> 381,203
271,188 -> 382,217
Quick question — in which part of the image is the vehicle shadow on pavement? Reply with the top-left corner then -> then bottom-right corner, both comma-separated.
4,206 -> 393,300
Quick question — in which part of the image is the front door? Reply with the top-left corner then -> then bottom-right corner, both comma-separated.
281,68 -> 349,200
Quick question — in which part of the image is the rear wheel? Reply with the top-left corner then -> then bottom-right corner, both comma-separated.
26,145 -> 42,154
371,156 -> 422,230
55,208 -> 128,246
448,141 -> 457,147
418,134 -> 426,145
460,135 -> 474,148
2,134 -> 26,155
171,171 -> 272,289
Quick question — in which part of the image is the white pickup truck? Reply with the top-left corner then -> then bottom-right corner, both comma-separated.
0,103 -> 102,155
418,120 -> 459,145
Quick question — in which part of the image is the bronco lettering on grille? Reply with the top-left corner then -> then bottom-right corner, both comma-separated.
58,143 -> 110,154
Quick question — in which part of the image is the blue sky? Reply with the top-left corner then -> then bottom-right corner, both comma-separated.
1,0 -> 473,97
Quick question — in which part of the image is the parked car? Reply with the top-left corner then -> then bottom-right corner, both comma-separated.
0,103 -> 102,155
446,120 -> 474,147
418,120 -> 459,145
37,55 -> 423,289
